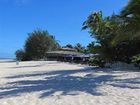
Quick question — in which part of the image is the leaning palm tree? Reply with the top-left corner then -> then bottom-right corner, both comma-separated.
82,11 -> 104,40
82,11 -> 122,62
83,11 -> 121,42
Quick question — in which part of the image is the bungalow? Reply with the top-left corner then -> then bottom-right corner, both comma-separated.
46,47 -> 97,63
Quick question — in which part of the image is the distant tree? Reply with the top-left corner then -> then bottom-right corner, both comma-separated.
24,30 -> 59,60
63,44 -> 73,48
87,42 -> 100,54
74,43 -> 85,53
15,49 -> 26,61
49,35 -> 61,49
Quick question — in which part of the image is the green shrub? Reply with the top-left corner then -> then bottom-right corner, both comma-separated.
89,56 -> 105,68
132,54 -> 140,68
15,49 -> 26,61
15,30 -> 60,61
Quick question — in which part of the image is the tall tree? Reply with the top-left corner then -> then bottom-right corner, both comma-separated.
113,0 -> 140,43
122,0 -> 140,39
63,44 -> 73,48
15,49 -> 26,61
83,1 -> 140,63
83,12 -> 123,62
24,30 -> 59,60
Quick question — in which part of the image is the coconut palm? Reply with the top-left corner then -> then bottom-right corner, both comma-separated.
113,0 -> 140,43
82,11 -> 104,40
74,43 -> 85,53
121,0 -> 140,17
83,12 -> 122,62
83,1 -> 140,63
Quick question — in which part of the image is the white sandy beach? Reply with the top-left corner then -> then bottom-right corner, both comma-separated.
0,61 -> 140,105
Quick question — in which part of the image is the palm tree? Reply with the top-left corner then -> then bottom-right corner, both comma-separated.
114,0 -> 140,42
83,1 -> 140,63
83,12 -> 121,62
83,11 -> 121,43
74,43 -> 85,53
82,11 -> 104,40
121,0 -> 140,17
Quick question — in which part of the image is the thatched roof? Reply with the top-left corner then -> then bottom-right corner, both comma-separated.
46,47 -> 98,58
46,50 -> 82,57
59,48 -> 77,52
46,47 -> 82,57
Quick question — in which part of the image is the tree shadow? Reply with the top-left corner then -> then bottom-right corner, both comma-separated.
0,68 -> 140,99
7,61 -> 64,69
9,65 -> 42,68
109,77 -> 140,89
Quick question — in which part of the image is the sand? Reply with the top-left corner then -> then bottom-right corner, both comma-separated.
0,61 -> 140,105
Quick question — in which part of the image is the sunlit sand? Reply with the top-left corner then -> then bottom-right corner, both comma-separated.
0,61 -> 140,105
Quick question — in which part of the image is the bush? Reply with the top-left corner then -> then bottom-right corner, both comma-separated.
15,49 -> 26,61
132,54 -> 140,68
89,56 -> 105,68
15,30 -> 60,61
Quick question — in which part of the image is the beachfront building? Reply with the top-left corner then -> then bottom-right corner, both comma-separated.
46,48 -> 81,61
46,48 -> 97,63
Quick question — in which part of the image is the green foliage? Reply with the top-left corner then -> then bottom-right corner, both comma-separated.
132,54 -> 140,63
83,2 -> 140,64
113,0 -> 140,44
83,12 -> 126,63
63,44 -> 73,48
89,56 -> 105,68
121,0 -> 140,17
25,30 -> 59,60
132,54 -> 140,68
83,11 -> 121,42
15,29 -> 60,61
74,43 -> 85,53
15,49 -> 26,61
87,42 -> 96,53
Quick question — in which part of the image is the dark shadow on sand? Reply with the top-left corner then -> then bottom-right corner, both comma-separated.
0,67 -> 140,99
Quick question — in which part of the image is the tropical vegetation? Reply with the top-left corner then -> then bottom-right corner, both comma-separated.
83,0 -> 140,67
15,0 -> 140,68
16,30 -> 59,61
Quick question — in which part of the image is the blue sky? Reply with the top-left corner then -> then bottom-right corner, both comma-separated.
0,0 -> 128,58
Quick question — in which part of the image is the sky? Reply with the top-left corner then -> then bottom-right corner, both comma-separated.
0,0 -> 128,58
